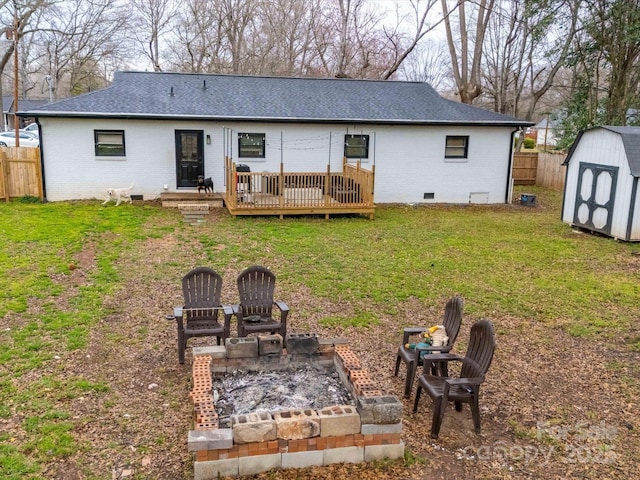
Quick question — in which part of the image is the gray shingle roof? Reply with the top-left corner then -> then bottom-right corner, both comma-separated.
564,126 -> 640,176
3,96 -> 48,113
19,71 -> 531,126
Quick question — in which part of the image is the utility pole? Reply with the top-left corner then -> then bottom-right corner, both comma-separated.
4,9 -> 20,146
13,9 -> 19,147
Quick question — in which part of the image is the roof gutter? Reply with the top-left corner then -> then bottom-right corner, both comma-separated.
17,110 -> 533,128
36,118 -> 46,202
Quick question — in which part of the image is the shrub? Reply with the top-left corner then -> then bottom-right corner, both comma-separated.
523,137 -> 536,149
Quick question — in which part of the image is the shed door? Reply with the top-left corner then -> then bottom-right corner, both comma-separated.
573,162 -> 618,235
175,130 -> 204,188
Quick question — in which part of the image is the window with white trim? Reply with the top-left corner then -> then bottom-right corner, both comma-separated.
238,133 -> 265,158
344,134 -> 369,159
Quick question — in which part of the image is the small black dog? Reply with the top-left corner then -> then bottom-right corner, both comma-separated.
197,175 -> 213,194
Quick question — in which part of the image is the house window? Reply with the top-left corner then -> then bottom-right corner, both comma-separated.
238,133 -> 265,158
95,130 -> 125,156
344,134 -> 369,159
445,136 -> 469,159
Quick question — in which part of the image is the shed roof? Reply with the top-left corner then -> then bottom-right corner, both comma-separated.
563,126 -> 640,176
18,71 -> 531,127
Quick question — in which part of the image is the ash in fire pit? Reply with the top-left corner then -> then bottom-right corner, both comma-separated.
213,365 -> 354,428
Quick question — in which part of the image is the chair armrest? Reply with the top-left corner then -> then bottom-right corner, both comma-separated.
274,300 -> 289,313
444,376 -> 484,396
415,344 -> 452,354
423,352 -> 461,362
446,377 -> 484,387
274,300 -> 289,327
420,352 -> 462,373
404,327 -> 426,334
402,327 -> 426,345
222,305 -> 233,337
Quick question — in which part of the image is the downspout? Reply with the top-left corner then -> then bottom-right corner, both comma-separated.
626,176 -> 638,241
505,128 -> 521,204
36,117 -> 46,202
560,159 -> 569,222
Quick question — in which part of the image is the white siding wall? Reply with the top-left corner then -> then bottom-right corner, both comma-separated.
562,129 -> 634,239
39,117 -> 514,204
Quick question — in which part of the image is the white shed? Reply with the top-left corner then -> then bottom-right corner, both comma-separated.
561,126 -> 640,241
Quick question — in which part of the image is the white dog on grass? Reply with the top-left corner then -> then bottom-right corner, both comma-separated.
103,182 -> 134,206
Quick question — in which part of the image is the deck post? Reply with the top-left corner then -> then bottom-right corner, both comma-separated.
325,164 -> 331,207
279,163 -> 284,209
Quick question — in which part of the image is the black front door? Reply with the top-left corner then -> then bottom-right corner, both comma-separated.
175,130 -> 204,188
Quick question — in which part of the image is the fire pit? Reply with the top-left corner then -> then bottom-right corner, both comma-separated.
187,333 -> 404,479
214,365 -> 355,427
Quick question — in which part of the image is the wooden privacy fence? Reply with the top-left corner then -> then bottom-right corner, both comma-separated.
224,158 -> 375,219
536,152 -> 566,191
0,147 -> 43,201
513,152 -> 538,185
512,151 -> 566,191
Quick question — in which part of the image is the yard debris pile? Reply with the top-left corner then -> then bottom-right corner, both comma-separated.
213,365 -> 354,427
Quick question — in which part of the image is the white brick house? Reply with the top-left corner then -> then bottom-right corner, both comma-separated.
20,72 -> 531,204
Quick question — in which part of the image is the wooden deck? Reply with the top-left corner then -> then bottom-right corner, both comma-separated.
224,159 -> 376,219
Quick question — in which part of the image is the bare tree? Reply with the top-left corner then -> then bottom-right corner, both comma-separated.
251,0 -> 321,76
29,0 -> 130,97
0,0 -> 52,129
379,0 -> 444,80
399,39 -> 450,90
441,0 -> 494,104
131,0 -> 177,71
310,0 -> 443,80
168,0 -> 257,74
481,0 -> 579,120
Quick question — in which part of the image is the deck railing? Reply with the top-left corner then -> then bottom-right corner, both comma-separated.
224,158 -> 375,218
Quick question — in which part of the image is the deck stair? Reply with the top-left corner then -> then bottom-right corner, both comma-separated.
177,203 -> 210,225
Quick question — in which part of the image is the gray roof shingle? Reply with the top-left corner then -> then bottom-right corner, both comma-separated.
19,71 -> 531,126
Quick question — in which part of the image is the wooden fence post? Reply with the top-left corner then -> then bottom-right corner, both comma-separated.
1,150 -> 8,202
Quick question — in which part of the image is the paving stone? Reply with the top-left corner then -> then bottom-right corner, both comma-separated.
356,396 -> 403,424
318,405 -> 361,437
274,409 -> 320,440
258,334 -> 283,356
193,458 -> 238,480
192,346 -> 226,359
285,333 -> 319,354
188,428 -> 233,451
364,441 -> 405,462
238,453 -> 281,476
281,450 -> 324,469
323,446 -> 365,465
231,412 -> 277,444
225,337 -> 259,358
360,423 -> 403,434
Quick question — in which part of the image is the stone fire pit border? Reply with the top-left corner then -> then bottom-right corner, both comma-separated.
187,334 -> 404,479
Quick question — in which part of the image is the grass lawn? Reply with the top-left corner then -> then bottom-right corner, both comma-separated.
0,187 -> 639,479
